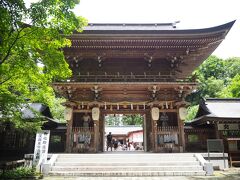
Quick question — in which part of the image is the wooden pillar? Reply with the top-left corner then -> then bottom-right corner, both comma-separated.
143,114 -> 147,151
151,107 -> 159,153
65,107 -> 73,153
214,122 -> 220,139
98,113 -> 104,152
180,120 -> 185,152
153,120 -> 158,152
94,120 -> 99,153
145,111 -> 152,152
178,107 -> 186,152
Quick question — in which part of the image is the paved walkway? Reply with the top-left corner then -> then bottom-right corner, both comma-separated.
43,168 -> 240,180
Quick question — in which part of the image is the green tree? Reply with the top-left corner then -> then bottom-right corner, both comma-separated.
224,57 -> 240,79
122,114 -> 143,125
0,0 -> 87,129
225,74 -> 240,97
105,114 -> 122,126
186,55 -> 235,105
195,55 -> 226,80
185,105 -> 199,122
186,56 -> 240,121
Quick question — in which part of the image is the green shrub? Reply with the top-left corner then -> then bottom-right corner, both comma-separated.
0,167 -> 39,179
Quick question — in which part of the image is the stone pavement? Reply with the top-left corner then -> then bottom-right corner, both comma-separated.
43,168 -> 240,180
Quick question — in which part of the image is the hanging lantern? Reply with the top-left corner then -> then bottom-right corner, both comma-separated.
151,107 -> 159,121
92,107 -> 100,121
64,107 -> 73,121
136,105 -> 139,111
179,107 -> 187,120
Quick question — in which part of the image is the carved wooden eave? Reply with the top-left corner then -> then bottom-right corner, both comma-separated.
63,21 -> 235,79
53,82 -> 197,105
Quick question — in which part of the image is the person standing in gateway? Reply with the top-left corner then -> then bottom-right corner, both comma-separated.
106,132 -> 113,151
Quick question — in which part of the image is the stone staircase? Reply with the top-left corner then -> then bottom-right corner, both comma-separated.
48,153 -> 206,177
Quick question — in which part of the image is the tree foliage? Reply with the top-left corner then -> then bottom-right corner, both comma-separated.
105,114 -> 143,126
0,0 -> 87,130
185,105 -> 199,122
105,114 -> 122,126
186,56 -> 240,121
122,114 -> 143,125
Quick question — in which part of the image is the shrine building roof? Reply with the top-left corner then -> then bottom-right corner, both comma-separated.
191,98 -> 240,125
64,21 -> 235,79
75,20 -> 235,35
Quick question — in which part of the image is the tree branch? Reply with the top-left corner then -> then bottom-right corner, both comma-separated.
0,28 -> 24,65
0,75 -> 13,85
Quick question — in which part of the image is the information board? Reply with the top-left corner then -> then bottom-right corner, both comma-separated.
207,139 -> 224,152
207,139 -> 225,168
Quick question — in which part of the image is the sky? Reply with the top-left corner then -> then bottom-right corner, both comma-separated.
26,0 -> 240,59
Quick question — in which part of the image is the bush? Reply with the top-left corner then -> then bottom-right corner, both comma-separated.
0,167 -> 40,179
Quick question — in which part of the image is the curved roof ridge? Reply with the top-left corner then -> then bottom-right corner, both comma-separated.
81,20 -> 236,33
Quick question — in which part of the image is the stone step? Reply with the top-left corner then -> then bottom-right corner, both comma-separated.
56,158 -> 197,162
48,170 -> 206,176
51,165 -> 203,171
56,157 -> 197,162
58,154 -> 195,158
54,161 -> 200,166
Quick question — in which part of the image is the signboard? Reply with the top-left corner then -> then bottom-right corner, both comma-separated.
218,123 -> 240,131
207,139 -> 225,168
207,139 -> 224,152
33,130 -> 50,166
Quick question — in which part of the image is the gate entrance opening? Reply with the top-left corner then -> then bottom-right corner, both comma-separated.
104,114 -> 144,152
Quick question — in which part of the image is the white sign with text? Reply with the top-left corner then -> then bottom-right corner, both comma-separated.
33,130 -> 50,166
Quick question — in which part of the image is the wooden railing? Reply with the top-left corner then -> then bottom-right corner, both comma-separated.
57,74 -> 192,83
157,126 -> 179,133
156,126 -> 180,152
72,127 -> 94,133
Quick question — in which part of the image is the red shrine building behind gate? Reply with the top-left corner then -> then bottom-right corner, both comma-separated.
52,21 -> 235,153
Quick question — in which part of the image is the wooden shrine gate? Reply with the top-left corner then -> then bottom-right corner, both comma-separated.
64,103 -> 187,153
53,22 -> 234,153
